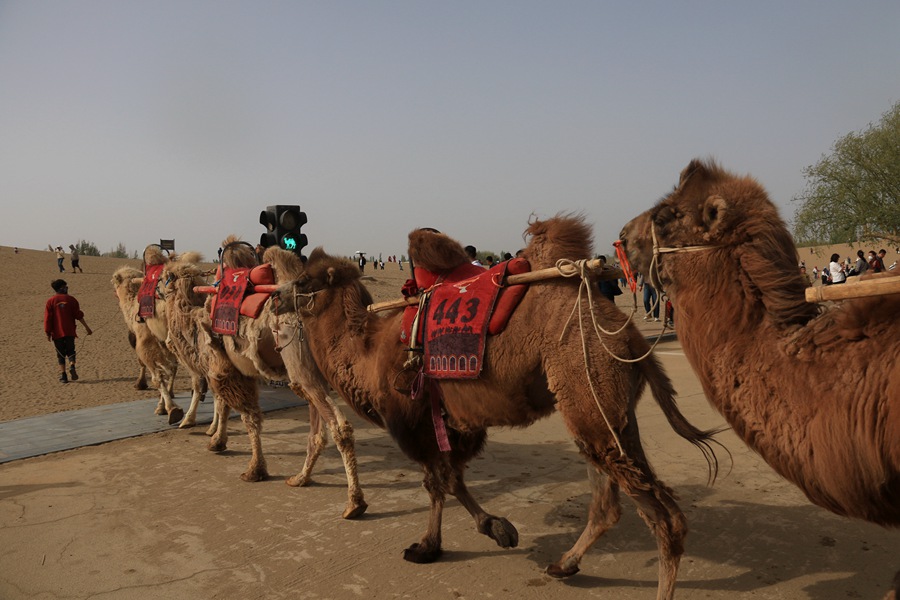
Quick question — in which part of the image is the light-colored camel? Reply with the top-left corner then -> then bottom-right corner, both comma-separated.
619,158 -> 899,598
276,216 -> 720,600
111,247 -> 210,429
160,240 -> 367,517
111,265 -> 184,424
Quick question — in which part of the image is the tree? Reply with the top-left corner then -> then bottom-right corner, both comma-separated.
74,240 -> 100,257
103,243 -> 130,259
792,101 -> 900,246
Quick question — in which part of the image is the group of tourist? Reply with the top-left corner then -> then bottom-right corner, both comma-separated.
817,248 -> 888,285
51,244 -> 84,274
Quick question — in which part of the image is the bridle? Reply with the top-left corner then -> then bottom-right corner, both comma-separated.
647,220 -> 720,290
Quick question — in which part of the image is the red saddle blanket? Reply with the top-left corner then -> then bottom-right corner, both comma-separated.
401,258 -> 530,379
209,264 -> 275,335
138,264 -> 164,318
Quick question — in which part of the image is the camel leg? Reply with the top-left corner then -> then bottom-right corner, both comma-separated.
135,361 -> 149,390
239,407 -> 268,482
447,462 -> 519,549
569,421 -> 686,600
624,466 -> 685,600
403,465 -> 446,563
207,399 -> 230,452
179,373 -> 208,429
209,371 -> 268,482
285,380 -> 367,519
325,401 -> 368,519
547,465 -> 621,577
158,365 -> 184,425
286,401 -> 326,487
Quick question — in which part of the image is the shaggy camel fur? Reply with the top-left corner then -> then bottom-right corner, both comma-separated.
620,159 -> 899,596
111,265 -> 184,424
277,216 -> 719,600
214,238 -> 367,517
159,239 -> 368,516
111,247 -> 210,428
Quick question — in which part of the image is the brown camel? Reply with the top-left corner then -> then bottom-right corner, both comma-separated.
275,216 -> 720,600
159,239 -> 367,517
111,264 -> 184,424
619,159 -> 900,597
214,238 -> 367,517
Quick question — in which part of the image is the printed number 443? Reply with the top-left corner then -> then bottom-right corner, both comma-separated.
432,297 -> 479,325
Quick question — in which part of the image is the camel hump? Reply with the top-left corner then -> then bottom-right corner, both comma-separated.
523,213 -> 593,270
407,228 -> 470,273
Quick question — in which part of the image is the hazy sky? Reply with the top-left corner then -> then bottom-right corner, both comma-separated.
1,1 -> 898,260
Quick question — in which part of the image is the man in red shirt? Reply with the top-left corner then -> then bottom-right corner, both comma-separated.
44,279 -> 92,383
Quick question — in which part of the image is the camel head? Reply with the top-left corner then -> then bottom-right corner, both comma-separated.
620,159 -> 784,287
263,246 -> 305,283
619,159 -> 818,327
159,251 -> 207,306
276,247 -> 373,334
111,265 -> 143,304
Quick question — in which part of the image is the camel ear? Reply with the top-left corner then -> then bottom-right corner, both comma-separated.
702,195 -> 728,234
326,267 -> 337,286
678,159 -> 707,189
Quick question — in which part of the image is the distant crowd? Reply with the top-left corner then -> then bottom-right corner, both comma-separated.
806,248 -> 896,286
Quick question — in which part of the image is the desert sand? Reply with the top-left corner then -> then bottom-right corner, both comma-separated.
0,242 -> 896,599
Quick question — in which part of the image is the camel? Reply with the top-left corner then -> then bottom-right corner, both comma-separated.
111,265 -> 184,425
160,239 -> 367,518
275,216 -> 720,600
619,159 -> 899,597
111,246 -> 210,429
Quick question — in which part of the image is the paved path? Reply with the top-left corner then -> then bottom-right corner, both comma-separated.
0,324 -> 675,465
0,386 -> 303,464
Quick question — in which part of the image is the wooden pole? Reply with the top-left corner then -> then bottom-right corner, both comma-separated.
367,261 -> 624,313
193,284 -> 279,295
805,275 -> 900,303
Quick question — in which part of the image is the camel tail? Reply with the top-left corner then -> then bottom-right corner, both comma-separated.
641,353 -> 729,485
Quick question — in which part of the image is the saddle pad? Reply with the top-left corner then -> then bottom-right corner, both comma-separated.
423,262 -> 508,379
240,293 -> 270,319
138,264 -> 164,318
211,267 -> 249,335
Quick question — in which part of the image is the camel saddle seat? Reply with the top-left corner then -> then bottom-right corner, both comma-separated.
400,257 -> 531,379
138,263 -> 165,318
209,263 -> 275,335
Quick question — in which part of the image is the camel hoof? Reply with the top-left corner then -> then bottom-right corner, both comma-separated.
207,440 -> 227,453
546,563 -> 580,578
285,474 -> 310,488
178,418 -> 196,429
167,407 -> 185,425
481,517 -> 519,549
240,469 -> 269,483
154,406 -> 167,416
402,542 -> 442,564
135,380 -> 149,391
204,425 -> 217,437
342,500 -> 368,520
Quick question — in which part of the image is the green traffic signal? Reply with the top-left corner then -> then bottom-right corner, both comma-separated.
260,205 -> 307,256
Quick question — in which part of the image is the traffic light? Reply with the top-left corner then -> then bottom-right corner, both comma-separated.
259,205 -> 308,256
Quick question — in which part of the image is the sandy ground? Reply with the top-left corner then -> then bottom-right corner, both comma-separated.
0,243 -> 897,599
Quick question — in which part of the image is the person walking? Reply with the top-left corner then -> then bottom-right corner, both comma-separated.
54,246 -> 66,272
69,244 -> 83,273
638,273 -> 660,321
44,279 -> 92,383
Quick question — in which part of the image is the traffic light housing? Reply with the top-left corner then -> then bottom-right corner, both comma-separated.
259,205 -> 308,256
